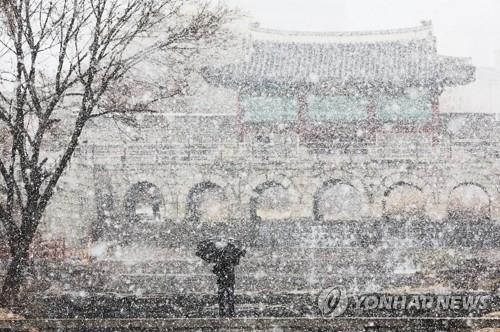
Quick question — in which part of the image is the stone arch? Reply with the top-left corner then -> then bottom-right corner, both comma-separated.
313,179 -> 364,221
243,173 -> 303,221
246,173 -> 296,195
186,181 -> 229,222
448,182 -> 491,219
383,181 -> 426,218
124,181 -> 163,223
119,171 -> 177,220
376,171 -> 434,217
250,180 -> 294,221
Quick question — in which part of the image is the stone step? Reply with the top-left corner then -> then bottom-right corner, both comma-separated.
81,247 -> 498,277
94,272 -> 419,295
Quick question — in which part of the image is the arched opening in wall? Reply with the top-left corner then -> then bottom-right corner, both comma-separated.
383,182 -> 426,219
314,180 -> 363,221
124,182 -> 163,223
448,183 -> 490,220
186,182 -> 228,222
251,181 -> 292,221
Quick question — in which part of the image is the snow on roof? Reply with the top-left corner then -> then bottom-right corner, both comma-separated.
202,21 -> 475,91
246,20 -> 435,44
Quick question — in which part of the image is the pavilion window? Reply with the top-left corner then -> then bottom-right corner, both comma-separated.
376,89 -> 432,123
241,95 -> 297,122
306,95 -> 369,122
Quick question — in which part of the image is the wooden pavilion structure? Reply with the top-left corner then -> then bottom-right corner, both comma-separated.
202,21 -> 475,143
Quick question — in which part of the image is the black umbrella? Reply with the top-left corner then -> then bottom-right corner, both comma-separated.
196,238 -> 245,264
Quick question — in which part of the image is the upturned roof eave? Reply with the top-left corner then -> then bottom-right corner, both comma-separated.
201,67 -> 476,93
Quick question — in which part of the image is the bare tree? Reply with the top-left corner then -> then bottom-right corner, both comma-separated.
0,0 -> 233,305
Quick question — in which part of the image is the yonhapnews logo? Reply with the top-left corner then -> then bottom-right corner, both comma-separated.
317,287 -> 490,317
317,286 -> 349,317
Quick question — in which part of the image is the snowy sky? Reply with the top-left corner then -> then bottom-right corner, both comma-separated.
226,0 -> 500,68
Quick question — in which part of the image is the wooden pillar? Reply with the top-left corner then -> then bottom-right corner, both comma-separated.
431,89 -> 440,145
367,94 -> 377,140
236,90 -> 244,142
297,92 -> 307,140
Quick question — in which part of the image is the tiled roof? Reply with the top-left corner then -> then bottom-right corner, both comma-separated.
202,23 -> 475,90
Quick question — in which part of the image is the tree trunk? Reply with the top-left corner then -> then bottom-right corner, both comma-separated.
0,244 -> 30,307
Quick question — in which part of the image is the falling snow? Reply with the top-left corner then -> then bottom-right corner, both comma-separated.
0,1 -> 500,331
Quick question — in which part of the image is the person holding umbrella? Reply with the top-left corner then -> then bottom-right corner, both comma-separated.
196,238 -> 246,317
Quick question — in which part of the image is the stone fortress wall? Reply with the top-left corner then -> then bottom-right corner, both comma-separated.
31,104 -> 500,302
47,112 -> 500,225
